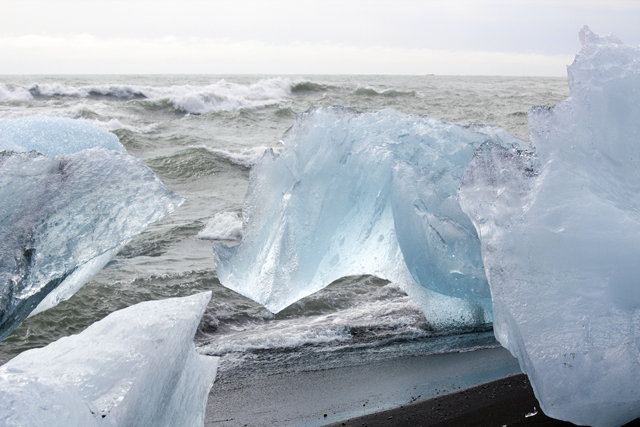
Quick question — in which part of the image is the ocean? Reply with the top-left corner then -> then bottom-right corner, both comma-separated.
0,74 -> 569,384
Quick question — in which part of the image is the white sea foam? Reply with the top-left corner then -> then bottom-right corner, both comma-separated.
204,322 -> 351,355
197,212 -> 242,241
0,84 -> 33,101
165,79 -> 291,114
5,78 -> 293,114
201,294 -> 422,356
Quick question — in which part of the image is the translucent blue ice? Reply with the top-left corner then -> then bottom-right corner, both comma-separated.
0,115 -> 125,155
459,27 -> 640,427
0,292 -> 218,427
0,116 -> 183,341
214,106 -> 525,328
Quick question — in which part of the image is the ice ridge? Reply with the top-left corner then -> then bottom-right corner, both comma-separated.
459,27 -> 640,427
213,106 -> 526,329
0,292 -> 218,427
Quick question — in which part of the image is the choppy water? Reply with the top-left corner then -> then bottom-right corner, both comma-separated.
0,75 -> 569,372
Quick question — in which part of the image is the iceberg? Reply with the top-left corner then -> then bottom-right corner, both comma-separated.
0,292 -> 218,427
458,27 -> 640,427
214,106 -> 525,328
0,116 -> 183,341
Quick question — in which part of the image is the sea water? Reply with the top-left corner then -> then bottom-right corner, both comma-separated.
0,75 -> 568,377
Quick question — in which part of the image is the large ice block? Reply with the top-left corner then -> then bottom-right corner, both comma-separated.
459,27 -> 640,427
214,106 -> 525,328
0,116 -> 183,341
0,292 -> 218,427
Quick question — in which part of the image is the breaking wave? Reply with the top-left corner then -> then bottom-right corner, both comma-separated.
0,84 -> 33,101
0,79 -> 294,115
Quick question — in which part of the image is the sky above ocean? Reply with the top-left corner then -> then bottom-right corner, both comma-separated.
1,0 -> 639,75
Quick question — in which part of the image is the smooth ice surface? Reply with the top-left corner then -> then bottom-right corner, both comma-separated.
0,292 -> 218,427
0,137 -> 183,340
0,115 -> 125,155
214,106 -> 525,328
459,27 -> 640,427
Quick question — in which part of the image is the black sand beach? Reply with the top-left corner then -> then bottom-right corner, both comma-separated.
323,374 -> 640,427
205,347 -> 521,427
206,345 -> 640,427
323,373 -> 569,427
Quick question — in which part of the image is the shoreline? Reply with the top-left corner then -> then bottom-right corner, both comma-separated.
205,346 -> 520,427
205,345 -> 640,427
322,373 -> 571,427
323,374 -> 640,427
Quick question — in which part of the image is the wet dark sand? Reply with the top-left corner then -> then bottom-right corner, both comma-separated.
205,345 -> 640,427
205,347 -> 521,427
322,373 -> 640,427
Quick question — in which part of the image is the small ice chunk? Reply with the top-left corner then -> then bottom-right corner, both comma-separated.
0,292 -> 218,427
197,212 -> 243,241
525,408 -> 538,418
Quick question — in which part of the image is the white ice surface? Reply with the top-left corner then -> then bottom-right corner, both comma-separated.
0,292 -> 218,427
459,26 -> 640,427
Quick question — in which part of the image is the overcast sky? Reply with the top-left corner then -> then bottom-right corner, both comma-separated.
1,0 -> 639,75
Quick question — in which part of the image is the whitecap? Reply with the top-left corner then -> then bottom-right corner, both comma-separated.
14,78 -> 294,114
0,84 -> 33,101
197,212 -> 242,241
